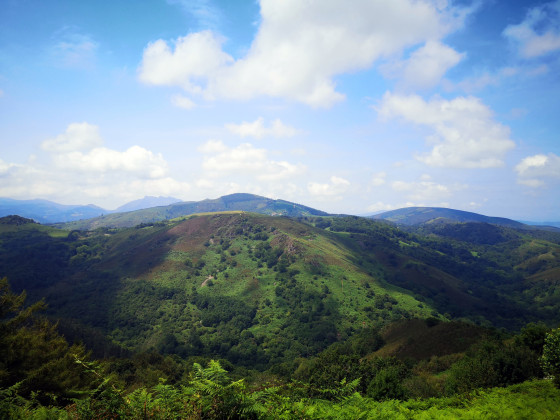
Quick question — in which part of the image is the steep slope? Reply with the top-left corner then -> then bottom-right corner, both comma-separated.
370,318 -> 489,361
58,193 -> 328,230
303,215 -> 560,328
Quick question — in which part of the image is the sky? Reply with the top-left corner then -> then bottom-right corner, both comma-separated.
1,0 -> 559,220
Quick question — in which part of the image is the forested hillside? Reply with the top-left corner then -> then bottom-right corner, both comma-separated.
1,211 -> 560,418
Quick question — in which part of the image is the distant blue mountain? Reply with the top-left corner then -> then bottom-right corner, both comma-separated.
0,198 -> 106,224
371,207 -> 560,232
0,196 -> 182,223
519,220 -> 560,229
114,196 -> 182,213
371,207 -> 525,228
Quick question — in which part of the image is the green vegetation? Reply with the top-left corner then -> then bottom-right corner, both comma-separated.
542,328 -> 560,387
1,210 -> 560,417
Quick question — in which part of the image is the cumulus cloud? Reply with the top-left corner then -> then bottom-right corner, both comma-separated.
139,0 -> 472,107
199,139 -> 305,181
397,41 -> 464,89
41,122 -> 103,153
138,30 -> 233,95
308,176 -> 350,199
503,1 -> 560,58
225,117 -> 300,139
53,146 -> 168,179
515,153 -> 560,187
378,92 -> 515,168
1,123 -> 190,207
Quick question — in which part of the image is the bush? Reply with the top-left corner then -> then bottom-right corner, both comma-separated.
446,339 -> 542,394
541,328 -> 560,388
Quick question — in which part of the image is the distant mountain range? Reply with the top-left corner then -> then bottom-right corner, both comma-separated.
114,196 -> 182,213
1,195 -> 558,230
0,198 -> 106,224
59,193 -> 328,230
0,196 -> 182,224
371,206 -> 559,231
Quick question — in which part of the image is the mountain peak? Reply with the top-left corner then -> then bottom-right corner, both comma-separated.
115,196 -> 183,213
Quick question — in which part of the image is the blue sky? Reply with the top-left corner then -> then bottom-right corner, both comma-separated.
1,0 -> 559,220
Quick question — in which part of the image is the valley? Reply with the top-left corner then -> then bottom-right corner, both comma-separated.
1,198 -> 559,418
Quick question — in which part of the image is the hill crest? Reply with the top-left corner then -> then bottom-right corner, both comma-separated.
58,193 -> 328,230
371,206 -> 526,228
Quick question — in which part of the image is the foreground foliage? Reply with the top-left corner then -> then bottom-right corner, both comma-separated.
0,276 -> 558,419
4,363 -> 560,419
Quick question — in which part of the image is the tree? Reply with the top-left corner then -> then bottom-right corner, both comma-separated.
0,277 -> 93,408
541,328 -> 560,388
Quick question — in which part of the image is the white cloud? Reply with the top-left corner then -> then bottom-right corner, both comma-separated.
199,140 -> 305,181
378,92 -> 515,168
139,0 -> 473,107
197,139 -> 228,154
54,146 -> 168,179
0,123 -> 190,208
308,176 -> 350,199
41,123 -> 168,179
503,1 -> 560,58
171,94 -> 196,109
400,41 -> 464,89
225,117 -> 300,139
515,153 -> 560,187
41,122 -> 103,153
0,158 -> 18,176
138,30 -> 233,95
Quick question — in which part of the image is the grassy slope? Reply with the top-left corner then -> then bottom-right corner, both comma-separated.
92,213 -> 434,360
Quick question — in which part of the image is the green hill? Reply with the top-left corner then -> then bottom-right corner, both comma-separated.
57,193 -> 328,230
8,212 -> 437,364
2,211 -> 560,418
372,206 -> 526,228
1,211 -> 560,367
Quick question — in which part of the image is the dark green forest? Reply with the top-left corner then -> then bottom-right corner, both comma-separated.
1,212 -> 560,418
